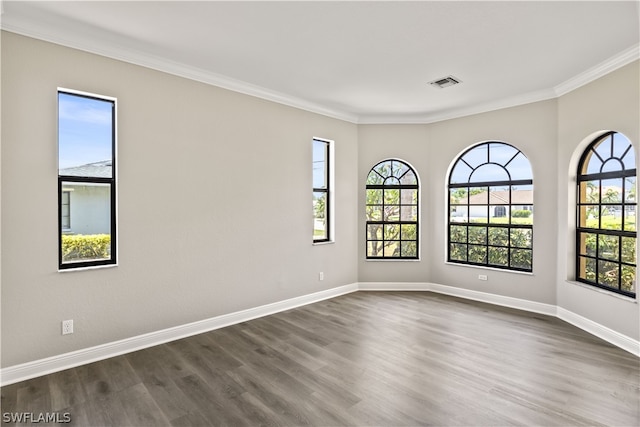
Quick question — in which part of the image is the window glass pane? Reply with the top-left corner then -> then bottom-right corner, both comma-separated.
392,161 -> 410,179
450,243 -> 467,261
366,170 -> 384,185
462,144 -> 488,169
600,178 -> 622,203
598,260 -> 619,289
505,152 -> 532,181
400,241 -> 417,257
468,245 -> 487,264
578,232 -> 597,257
313,192 -> 327,239
400,170 -> 417,185
621,265 -> 636,294
621,236 -> 636,264
598,234 -> 619,261
61,191 -> 71,230
489,206 -> 508,223
470,163 -> 509,183
511,206 -> 533,224
469,187 -> 488,204
594,136 -> 612,163
59,93 -> 113,176
450,206 -> 467,223
367,224 -> 383,240
367,189 -> 382,205
384,188 -> 400,205
367,241 -> 383,257
579,180 -> 600,204
625,177 -> 636,203
400,189 -> 417,205
450,225 -> 467,243
374,161 -> 392,179
489,143 -> 519,166
469,205 -> 488,223
582,150 -> 602,175
578,256 -> 597,282
579,205 -> 599,228
468,226 -> 487,245
366,205 -> 382,221
601,159 -> 624,173
450,162 -> 472,184
510,249 -> 532,270
60,182 -> 112,264
600,205 -> 622,230
488,247 -> 509,266
624,206 -> 636,232
401,224 -> 417,240
400,206 -> 417,221
384,224 -> 400,240
383,205 -> 400,221
510,228 -> 532,249
312,139 -> 327,189
450,188 -> 468,205
489,186 -> 509,205
614,133 -> 635,169
383,241 -> 400,257
488,227 -> 508,246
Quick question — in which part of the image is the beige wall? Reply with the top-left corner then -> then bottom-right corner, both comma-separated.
1,32 -> 359,367
1,31 -> 638,369
358,100 -> 559,307
556,61 -> 640,340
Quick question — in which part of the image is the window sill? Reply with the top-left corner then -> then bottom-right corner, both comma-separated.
366,258 -> 421,262
313,240 -> 334,246
58,263 -> 118,273
565,280 -> 637,303
445,261 -> 534,276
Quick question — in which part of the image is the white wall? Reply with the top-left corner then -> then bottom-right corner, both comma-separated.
1,32 -> 359,367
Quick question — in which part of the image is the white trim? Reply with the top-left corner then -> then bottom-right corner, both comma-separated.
358,282 -> 431,292
0,283 -> 358,386
557,307 -> 640,357
2,282 -> 638,386
2,25 -> 637,125
554,43 -> 640,97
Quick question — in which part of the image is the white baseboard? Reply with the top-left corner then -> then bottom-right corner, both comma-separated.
557,307 -> 640,357
2,281 -> 637,386
0,283 -> 358,386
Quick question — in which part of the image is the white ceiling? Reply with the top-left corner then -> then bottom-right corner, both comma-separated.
2,1 -> 639,123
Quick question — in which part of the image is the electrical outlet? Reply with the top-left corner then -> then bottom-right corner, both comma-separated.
62,319 -> 74,335
478,274 -> 488,281
319,272 -> 324,281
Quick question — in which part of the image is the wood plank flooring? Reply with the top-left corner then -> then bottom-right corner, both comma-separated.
2,291 -> 639,426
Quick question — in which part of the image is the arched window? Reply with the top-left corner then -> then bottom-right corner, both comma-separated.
448,142 -> 533,272
576,131 -> 636,297
366,159 -> 418,259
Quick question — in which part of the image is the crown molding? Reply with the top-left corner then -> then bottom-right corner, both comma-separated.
0,20 -> 359,124
1,17 -> 637,125
554,43 -> 640,97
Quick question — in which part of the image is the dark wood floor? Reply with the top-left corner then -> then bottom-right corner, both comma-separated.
2,291 -> 639,426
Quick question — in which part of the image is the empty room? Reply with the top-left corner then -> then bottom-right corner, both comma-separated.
1,1 -> 639,426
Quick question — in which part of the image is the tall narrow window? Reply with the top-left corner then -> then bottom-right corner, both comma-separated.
366,159 -> 419,259
313,138 -> 331,242
576,132 -> 636,298
448,142 -> 533,272
58,89 -> 116,269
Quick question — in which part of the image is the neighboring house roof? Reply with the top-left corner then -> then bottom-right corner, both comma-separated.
59,160 -> 112,178
468,190 -> 533,205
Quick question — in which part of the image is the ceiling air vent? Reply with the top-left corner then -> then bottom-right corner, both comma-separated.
429,76 -> 461,89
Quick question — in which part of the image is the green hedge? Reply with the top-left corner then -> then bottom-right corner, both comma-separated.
62,234 -> 111,262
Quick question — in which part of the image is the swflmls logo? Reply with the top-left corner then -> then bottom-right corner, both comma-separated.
2,412 -> 71,423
